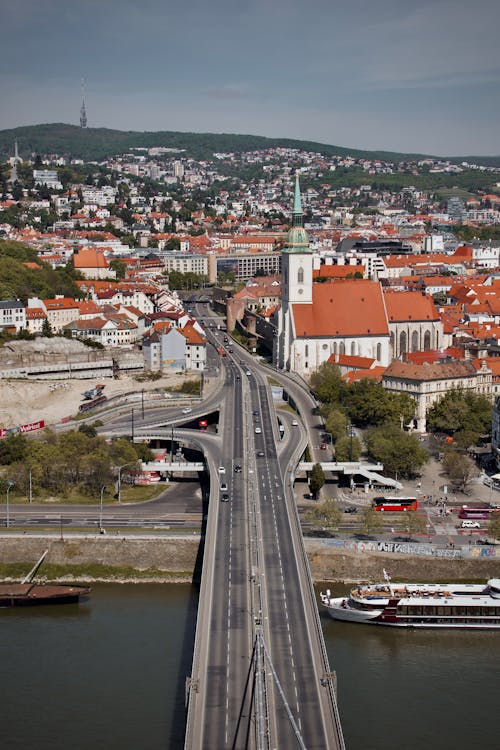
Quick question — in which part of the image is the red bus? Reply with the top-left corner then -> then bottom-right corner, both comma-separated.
198,419 -> 208,431
373,496 -> 418,512
459,506 -> 498,520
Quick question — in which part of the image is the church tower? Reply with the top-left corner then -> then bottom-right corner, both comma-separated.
80,79 -> 88,129
275,174 -> 313,369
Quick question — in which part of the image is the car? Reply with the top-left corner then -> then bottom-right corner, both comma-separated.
257,451 -> 265,457
291,419 -> 298,426
461,520 -> 480,529
220,482 -> 228,491
344,507 -> 358,514
234,464 -> 242,473
236,374 -> 240,380
320,443 -> 327,450
218,466 -> 225,474
221,494 -> 229,503
252,410 -> 259,416
255,427 -> 262,434
246,370 -> 251,376
182,407 -> 192,414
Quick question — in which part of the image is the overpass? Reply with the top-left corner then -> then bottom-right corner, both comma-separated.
298,461 -> 403,489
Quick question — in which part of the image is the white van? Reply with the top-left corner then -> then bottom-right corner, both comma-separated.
461,520 -> 480,529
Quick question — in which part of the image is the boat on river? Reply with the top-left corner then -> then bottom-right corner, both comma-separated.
0,550 -> 90,608
320,573 -> 500,629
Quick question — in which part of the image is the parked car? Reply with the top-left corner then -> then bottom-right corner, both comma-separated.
320,443 -> 327,450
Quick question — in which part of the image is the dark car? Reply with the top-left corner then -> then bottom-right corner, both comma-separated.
221,494 -> 229,502
344,507 -> 358,514
234,464 -> 242,473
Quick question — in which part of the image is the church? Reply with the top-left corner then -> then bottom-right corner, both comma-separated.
274,176 -> 442,377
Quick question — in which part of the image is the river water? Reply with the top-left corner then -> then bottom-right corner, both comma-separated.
1,584 -> 498,749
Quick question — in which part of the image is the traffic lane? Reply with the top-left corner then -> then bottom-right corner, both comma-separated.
257,462 -> 329,748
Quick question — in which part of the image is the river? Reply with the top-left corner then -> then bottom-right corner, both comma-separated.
1,584 -> 497,749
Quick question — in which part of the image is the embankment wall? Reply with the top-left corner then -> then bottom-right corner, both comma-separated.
1,536 -> 499,583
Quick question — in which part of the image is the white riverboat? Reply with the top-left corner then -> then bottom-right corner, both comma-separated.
320,574 -> 500,629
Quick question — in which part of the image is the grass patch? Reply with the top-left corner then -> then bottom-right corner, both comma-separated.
0,561 -> 193,582
7,483 -> 168,505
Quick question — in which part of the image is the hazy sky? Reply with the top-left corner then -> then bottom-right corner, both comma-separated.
1,0 -> 499,156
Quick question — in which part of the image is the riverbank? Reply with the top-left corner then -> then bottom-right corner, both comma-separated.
1,535 -> 499,584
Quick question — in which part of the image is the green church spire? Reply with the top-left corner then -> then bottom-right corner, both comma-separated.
284,173 -> 310,252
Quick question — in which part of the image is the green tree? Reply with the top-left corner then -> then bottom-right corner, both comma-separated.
325,408 -> 347,442
346,380 -> 415,427
309,462 -> 325,499
334,435 -> 362,462
0,433 -> 28,465
426,389 -> 492,445
365,424 -> 428,478
109,258 -> 127,279
310,362 -> 345,405
41,318 -> 53,337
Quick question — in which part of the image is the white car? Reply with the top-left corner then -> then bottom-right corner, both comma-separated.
218,466 -> 226,474
220,482 -> 228,491
291,419 -> 298,426
255,427 -> 262,434
461,520 -> 480,529
182,407 -> 192,414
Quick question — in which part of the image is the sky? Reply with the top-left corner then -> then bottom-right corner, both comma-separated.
1,0 -> 500,156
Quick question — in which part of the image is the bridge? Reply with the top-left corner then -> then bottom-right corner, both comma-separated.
181,314 -> 345,749
96,310 -> 347,748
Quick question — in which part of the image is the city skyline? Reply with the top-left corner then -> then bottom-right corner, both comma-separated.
1,0 -> 500,156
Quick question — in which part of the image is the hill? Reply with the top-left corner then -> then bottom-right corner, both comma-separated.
1,122 -> 498,167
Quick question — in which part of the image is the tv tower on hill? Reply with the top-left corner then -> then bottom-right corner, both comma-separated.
80,78 -> 88,128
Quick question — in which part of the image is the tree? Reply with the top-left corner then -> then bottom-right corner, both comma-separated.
487,512 -> 500,541
401,510 -> 427,538
346,380 -> 415,427
305,498 -> 341,531
0,433 -> 28,465
41,318 -> 53,337
426,389 -> 492,446
365,424 -> 428,478
109,259 -> 127,279
335,435 -> 362,462
309,463 -> 325,499
325,408 -> 347,442
310,362 -> 345,405
360,507 -> 383,536
442,451 -> 479,492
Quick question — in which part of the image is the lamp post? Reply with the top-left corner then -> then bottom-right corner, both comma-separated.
5,480 -> 14,529
131,408 -> 135,443
99,485 -> 105,531
116,462 -> 136,504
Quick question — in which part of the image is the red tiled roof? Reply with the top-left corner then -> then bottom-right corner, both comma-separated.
384,291 -> 440,323
293,280 -> 389,338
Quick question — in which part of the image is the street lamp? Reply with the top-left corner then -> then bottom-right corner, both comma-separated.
5,480 -> 15,529
99,485 -> 105,531
116,462 -> 137,504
